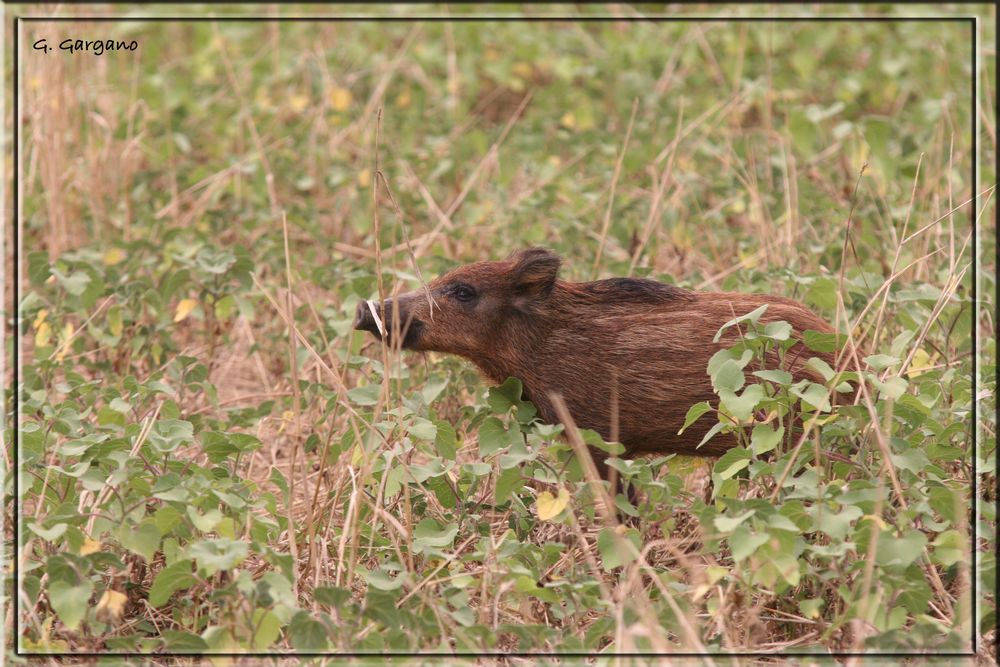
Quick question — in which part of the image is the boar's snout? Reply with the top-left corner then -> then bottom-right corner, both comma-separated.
354,300 -> 386,338
353,297 -> 424,349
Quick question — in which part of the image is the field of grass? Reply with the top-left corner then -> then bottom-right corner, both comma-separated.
7,2 -> 997,659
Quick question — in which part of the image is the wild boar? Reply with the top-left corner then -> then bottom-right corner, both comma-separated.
354,247 -> 843,473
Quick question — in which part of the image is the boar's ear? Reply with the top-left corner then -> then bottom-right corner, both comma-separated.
509,247 -> 561,308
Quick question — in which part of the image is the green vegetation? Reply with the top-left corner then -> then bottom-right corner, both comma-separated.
9,3 -> 996,658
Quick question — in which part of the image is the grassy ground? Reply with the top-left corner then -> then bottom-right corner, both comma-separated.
7,2 -> 997,659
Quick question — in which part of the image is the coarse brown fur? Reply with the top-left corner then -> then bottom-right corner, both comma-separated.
355,248 -> 844,472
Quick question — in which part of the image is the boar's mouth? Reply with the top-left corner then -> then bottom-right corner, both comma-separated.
388,318 -> 424,349
354,300 -> 424,349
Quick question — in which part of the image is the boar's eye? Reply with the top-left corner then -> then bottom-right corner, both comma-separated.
449,283 -> 478,304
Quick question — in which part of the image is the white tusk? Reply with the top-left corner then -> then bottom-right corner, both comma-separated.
366,299 -> 387,337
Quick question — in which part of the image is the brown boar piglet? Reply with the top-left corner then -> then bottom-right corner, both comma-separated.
354,247 -> 844,477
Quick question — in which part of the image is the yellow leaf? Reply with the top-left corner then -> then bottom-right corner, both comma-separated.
536,487 -> 570,521
357,168 -> 371,189
329,86 -> 353,111
350,443 -> 365,467
738,249 -> 759,269
670,224 -> 692,250
726,197 -> 747,215
395,88 -> 412,109
108,306 -> 123,338
95,589 -> 128,624
80,537 -> 102,556
289,93 -> 309,114
103,248 -> 126,266
547,155 -> 562,167
55,323 -> 74,362
254,88 -> 272,110
512,62 -> 534,80
33,309 -> 49,328
34,322 -> 52,347
174,298 -> 198,323
706,565 -> 728,585
560,111 -> 577,130
692,583 -> 712,601
278,409 -> 294,434
906,348 -> 936,378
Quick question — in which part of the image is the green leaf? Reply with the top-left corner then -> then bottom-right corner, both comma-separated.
729,525 -> 769,561
420,375 -> 449,404
314,586 -> 352,609
364,567 -> 407,591
799,598 -> 825,619
812,505 -> 862,541
803,329 -> 845,353
28,251 -> 51,286
790,382 -> 832,412
147,419 -> 194,453
187,506 -> 223,533
49,580 -> 93,631
189,538 -> 248,575
149,559 -> 197,607
413,519 -> 458,550
804,356 -> 837,382
763,320 -> 792,341
498,440 -> 535,469
119,521 -> 161,561
713,447 -> 751,480
714,509 -> 756,532
478,417 -> 519,457
269,467 -> 289,496
890,447 -> 930,475
202,626 -> 238,653
581,428 -> 625,455
753,369 -> 793,385
875,530 -> 928,568
713,304 -> 769,342
679,401 -> 713,434
408,417 -> 437,441
719,384 -> 764,422
487,377 -> 538,423
804,278 -> 837,311
53,268 -> 91,296
249,608 -> 282,649
597,527 -> 641,571
712,359 -> 747,393
931,529 -> 965,567
162,630 -> 209,651
872,375 -> 908,400
495,467 -> 523,504
52,460 -> 91,479
196,247 -> 237,275
488,377 -> 524,413
199,431 -> 262,463
696,421 -> 727,450
750,424 -> 784,455
28,522 -> 68,541
434,420 -> 458,460
289,611 -> 330,651
347,384 -> 381,406
864,354 -> 901,371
